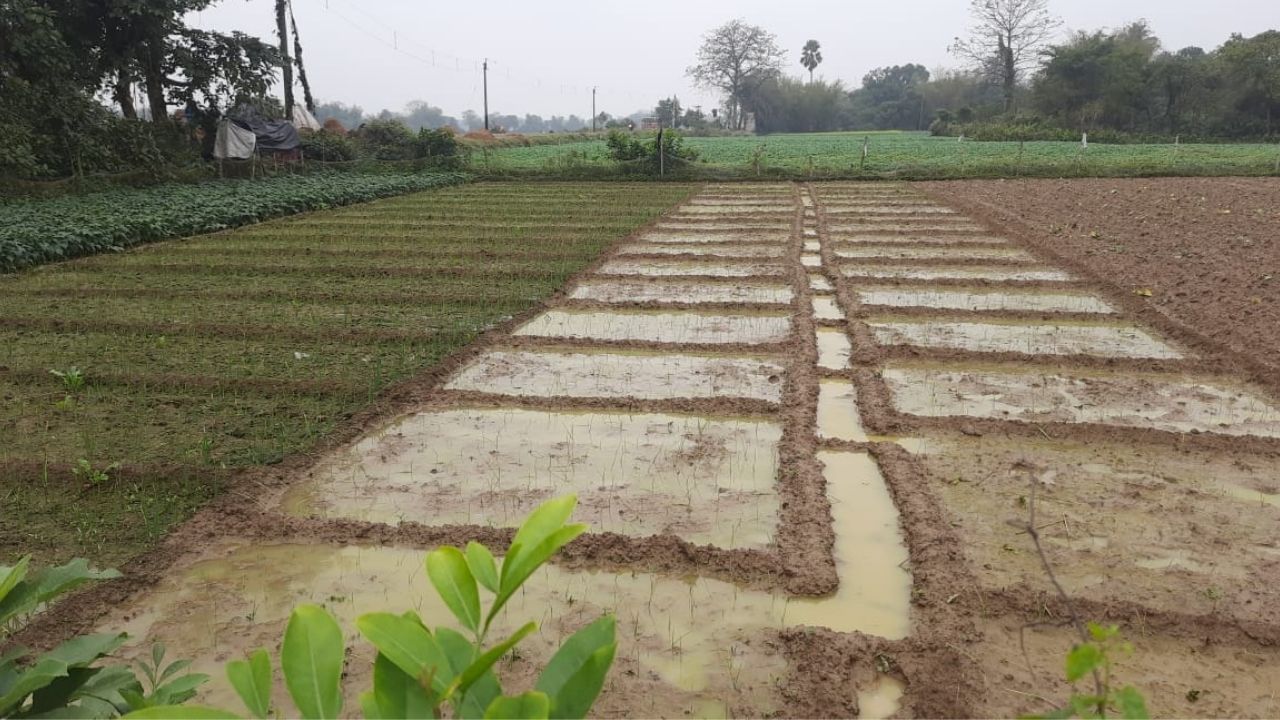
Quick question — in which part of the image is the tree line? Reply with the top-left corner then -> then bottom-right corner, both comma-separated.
683,2 -> 1280,140
1,0 -> 286,178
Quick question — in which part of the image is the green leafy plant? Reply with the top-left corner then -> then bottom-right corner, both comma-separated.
127,494 -> 617,720
49,367 -> 86,393
1035,623 -> 1148,719
72,458 -> 122,486
122,643 -> 209,711
0,556 -> 130,717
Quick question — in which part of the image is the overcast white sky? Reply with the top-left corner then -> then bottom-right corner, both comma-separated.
189,0 -> 1277,120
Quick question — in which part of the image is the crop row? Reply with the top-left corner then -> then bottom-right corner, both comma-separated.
479,131 -> 1280,178
0,181 -> 697,564
0,172 -> 468,272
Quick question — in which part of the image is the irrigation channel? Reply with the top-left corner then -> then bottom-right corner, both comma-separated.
89,183 -> 1280,717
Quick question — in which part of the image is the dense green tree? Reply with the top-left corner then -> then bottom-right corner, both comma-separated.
1033,22 -> 1160,130
750,77 -> 853,133
1217,31 -> 1280,135
849,64 -> 932,129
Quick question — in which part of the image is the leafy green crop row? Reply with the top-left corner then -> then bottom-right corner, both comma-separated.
0,172 -> 468,272
477,131 -> 1280,179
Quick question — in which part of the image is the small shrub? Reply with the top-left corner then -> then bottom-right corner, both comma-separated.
1035,623 -> 1149,719
415,127 -> 468,169
299,130 -> 356,162
356,119 -> 416,161
605,129 -> 698,172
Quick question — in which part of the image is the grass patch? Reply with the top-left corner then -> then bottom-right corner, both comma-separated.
0,180 -> 695,564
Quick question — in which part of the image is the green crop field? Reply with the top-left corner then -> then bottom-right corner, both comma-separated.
0,181 -> 694,565
477,130 -> 1280,179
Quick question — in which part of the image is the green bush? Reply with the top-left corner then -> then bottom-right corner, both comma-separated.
415,128 -> 468,169
299,130 -> 357,162
604,129 -> 698,172
357,119 -> 416,161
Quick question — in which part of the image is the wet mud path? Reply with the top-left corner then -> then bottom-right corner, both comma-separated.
14,183 -> 1280,718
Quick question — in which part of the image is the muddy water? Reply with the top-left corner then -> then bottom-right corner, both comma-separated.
827,222 -> 985,233
675,205 -> 793,214
831,234 -> 1009,245
817,380 -> 868,441
841,264 -> 1074,282
834,245 -> 1036,262
883,362 -> 1280,438
656,222 -> 791,232
868,318 -> 1186,359
599,259 -> 786,277
281,408 -> 781,548
920,433 -> 1280,624
447,349 -> 787,403
515,309 -> 792,345
99,543 -> 790,718
809,275 -> 833,292
617,243 -> 786,258
816,329 -> 853,370
570,279 -> 793,305
856,286 -> 1115,314
824,206 -> 955,214
801,254 -> 822,268
812,297 -> 845,321
784,452 -> 912,639
635,231 -> 789,244
107,446 -> 912,716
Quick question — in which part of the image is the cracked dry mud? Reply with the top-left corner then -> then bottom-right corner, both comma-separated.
20,182 -> 1280,718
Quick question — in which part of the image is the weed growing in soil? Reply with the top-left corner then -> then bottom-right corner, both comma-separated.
125,495 -> 616,720
72,458 -> 121,486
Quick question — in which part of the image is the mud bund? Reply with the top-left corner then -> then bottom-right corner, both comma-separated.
62,181 -> 1280,720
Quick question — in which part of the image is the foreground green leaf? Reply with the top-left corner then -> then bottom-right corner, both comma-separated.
281,605 -> 344,719
535,616 -> 617,719
226,649 -> 272,719
483,691 -> 550,720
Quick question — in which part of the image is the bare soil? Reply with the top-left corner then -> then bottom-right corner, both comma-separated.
921,178 -> 1280,376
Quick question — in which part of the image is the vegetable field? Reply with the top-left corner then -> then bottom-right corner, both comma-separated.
0,181 -> 694,565
478,130 -> 1280,179
0,172 -> 467,272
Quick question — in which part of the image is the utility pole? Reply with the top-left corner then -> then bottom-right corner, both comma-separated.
592,86 -> 597,131
483,58 -> 489,131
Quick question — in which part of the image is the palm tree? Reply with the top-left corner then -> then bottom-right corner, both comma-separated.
801,40 -> 823,83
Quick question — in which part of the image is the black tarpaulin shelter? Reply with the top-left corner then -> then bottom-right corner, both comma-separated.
227,105 -> 300,152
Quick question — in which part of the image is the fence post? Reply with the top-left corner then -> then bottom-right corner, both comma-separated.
658,127 -> 665,177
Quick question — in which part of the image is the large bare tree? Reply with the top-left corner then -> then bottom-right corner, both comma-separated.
949,0 -> 1060,112
687,20 -> 785,130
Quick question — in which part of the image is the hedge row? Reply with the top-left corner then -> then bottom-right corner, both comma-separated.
0,171 -> 469,272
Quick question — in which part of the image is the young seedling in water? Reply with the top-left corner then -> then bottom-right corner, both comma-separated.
126,494 -> 617,720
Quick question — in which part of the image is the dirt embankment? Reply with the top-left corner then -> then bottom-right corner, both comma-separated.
921,177 -> 1280,374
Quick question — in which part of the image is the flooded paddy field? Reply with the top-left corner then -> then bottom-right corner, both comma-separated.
11,180 -> 1280,719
